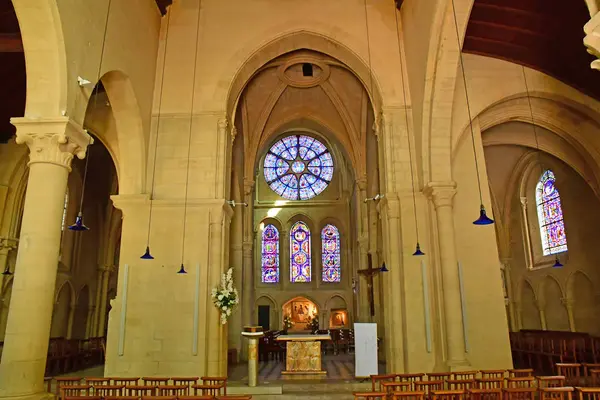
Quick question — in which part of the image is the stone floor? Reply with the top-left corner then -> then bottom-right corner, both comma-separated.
57,354 -> 385,399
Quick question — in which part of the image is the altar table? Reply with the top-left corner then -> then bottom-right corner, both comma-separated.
276,334 -> 331,376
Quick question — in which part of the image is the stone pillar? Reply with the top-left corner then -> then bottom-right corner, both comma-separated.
85,305 -> 95,339
501,260 -> 518,332
91,266 -> 103,337
240,181 -> 254,361
66,304 -> 76,339
563,298 -> 576,332
357,236 -> 370,322
536,300 -> 547,330
97,265 -> 113,337
0,117 -> 90,399
425,182 -> 469,369
207,209 -> 225,375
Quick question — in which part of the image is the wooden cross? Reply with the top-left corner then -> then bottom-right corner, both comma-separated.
357,253 -> 379,317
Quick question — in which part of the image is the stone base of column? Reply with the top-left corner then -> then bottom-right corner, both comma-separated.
446,358 -> 471,372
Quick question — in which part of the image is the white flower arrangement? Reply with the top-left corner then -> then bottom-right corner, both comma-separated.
211,267 -> 239,325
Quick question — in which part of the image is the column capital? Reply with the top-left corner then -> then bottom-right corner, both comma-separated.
561,298 -> 574,308
12,116 -> 93,170
243,179 -> 255,196
356,176 -> 368,191
424,182 -> 457,209
0,237 -> 18,251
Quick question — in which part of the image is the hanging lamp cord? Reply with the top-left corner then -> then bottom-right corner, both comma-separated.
77,0 -> 113,215
450,0 -> 485,207
363,0 -> 375,107
180,1 -> 203,267
145,9 -> 173,248
393,1 -> 421,243
521,66 -> 545,172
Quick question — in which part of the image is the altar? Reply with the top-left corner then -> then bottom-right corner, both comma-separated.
276,334 -> 331,376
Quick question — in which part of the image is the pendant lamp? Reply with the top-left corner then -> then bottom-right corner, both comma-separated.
449,0 -> 494,226
380,263 -> 389,273
1,265 -> 12,276
177,0 -> 202,274
69,1 -> 113,231
553,257 -> 563,268
141,7 -> 173,260
392,0 -> 425,255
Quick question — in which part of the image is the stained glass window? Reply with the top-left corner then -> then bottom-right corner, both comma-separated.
290,221 -> 311,282
321,224 -> 341,283
263,135 -> 334,200
536,170 -> 567,256
261,224 -> 279,283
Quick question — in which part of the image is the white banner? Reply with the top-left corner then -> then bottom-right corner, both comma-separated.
354,323 -> 378,378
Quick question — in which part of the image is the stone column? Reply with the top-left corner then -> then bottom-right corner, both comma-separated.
240,180 -> 254,361
425,182 -> 469,369
85,305 -> 95,339
536,300 -> 548,330
207,209 -> 225,375
97,265 -> 113,337
357,236 -> 370,322
0,117 -> 90,399
501,260 -> 518,332
91,266 -> 103,337
562,298 -> 576,332
66,304 -> 76,339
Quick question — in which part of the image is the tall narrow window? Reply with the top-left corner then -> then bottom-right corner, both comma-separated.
536,170 -> 567,255
321,224 -> 341,282
290,221 -> 311,283
261,224 -> 279,283
61,191 -> 69,231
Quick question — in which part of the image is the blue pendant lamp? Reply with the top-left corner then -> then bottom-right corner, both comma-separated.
141,7 -> 173,260
2,265 -> 12,276
393,1 -> 426,255
69,1 -> 113,232
450,0 -> 494,226
176,1 -> 202,274
380,262 -> 389,273
553,257 -> 563,268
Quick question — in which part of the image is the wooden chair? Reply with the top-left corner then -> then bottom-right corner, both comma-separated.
140,396 -> 177,400
215,397 -> 253,400
469,388 -> 502,400
353,392 -> 387,400
104,396 -> 139,400
431,390 -> 466,400
481,371 -> 506,379
171,377 -> 199,394
590,370 -> 600,386
124,385 -> 157,397
476,379 -> 503,389
192,384 -> 225,397
112,378 -> 140,386
178,396 -> 214,400
582,364 -> 600,377
556,364 -> 583,386
60,385 -> 91,400
44,377 -> 53,393
446,380 -> 475,391
372,375 -> 399,392
453,371 -> 478,381
505,377 -> 535,388
575,387 -> 600,400
397,374 -> 425,390
428,373 -> 452,381
94,384 -> 125,397
538,387 -> 575,400
86,378 -> 110,386
502,387 -> 536,400
142,378 -> 170,386
537,376 -> 567,388
508,370 -> 534,378
55,378 -> 82,397
157,385 -> 188,397
382,382 -> 411,397
201,377 -> 228,395
393,391 -> 426,400
415,381 -> 445,398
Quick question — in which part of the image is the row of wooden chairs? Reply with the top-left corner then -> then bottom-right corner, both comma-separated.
355,386 -> 600,400
62,396 -> 250,400
46,337 -> 105,376
54,377 -> 228,399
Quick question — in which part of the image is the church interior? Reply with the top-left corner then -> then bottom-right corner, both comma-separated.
2,0 -> 600,399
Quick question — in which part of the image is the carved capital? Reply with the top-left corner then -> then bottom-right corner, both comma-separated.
231,126 -> 238,144
12,117 -> 92,170
561,298 -> 574,308
356,176 -> 368,191
425,182 -> 457,209
585,12 -> 600,71
379,194 -> 400,220
0,237 -> 18,251
243,179 -> 255,197
217,117 -> 229,134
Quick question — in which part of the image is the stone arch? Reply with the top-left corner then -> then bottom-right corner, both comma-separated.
324,294 -> 349,329
51,280 -> 74,338
224,30 -> 386,120
282,295 -> 321,330
11,0 -> 68,116
541,275 -> 570,331
255,295 -> 278,331
72,285 -> 90,339
519,279 -> 541,330
94,70 -> 146,195
567,270 -> 598,334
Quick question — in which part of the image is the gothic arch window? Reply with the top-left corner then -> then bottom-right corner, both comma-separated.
261,224 -> 279,283
536,170 -> 567,256
321,224 -> 341,283
263,135 -> 334,200
290,221 -> 311,283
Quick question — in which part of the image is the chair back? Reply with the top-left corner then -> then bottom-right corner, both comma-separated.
353,392 -> 387,399
112,378 -> 140,386
370,374 -> 398,392
453,372 -> 478,381
94,385 -> 125,397
481,371 -> 506,379
476,379 -> 503,389
397,374 -> 425,390
576,387 -> 600,400
502,388 -> 536,400
505,377 -> 534,388
431,390 -> 466,400
157,385 -> 189,397
508,370 -> 534,378
201,377 -> 227,395
537,376 -> 566,388
192,384 -> 224,397
556,363 -> 582,386
469,389 -> 502,400
428,373 -> 452,380
393,391 -> 426,400
124,385 -> 157,397
415,381 -> 445,397
539,387 -> 574,400
85,378 -> 110,386
142,378 -> 170,386
381,382 -> 411,395
446,380 -> 475,391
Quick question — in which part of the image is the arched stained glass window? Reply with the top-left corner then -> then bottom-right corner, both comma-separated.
290,221 -> 311,283
261,224 -> 279,283
321,224 -> 341,283
536,170 -> 567,256
263,135 -> 334,201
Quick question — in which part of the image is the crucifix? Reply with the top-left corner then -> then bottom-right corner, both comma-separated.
357,253 -> 380,317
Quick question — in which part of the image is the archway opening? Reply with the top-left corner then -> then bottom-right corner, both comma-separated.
282,296 -> 319,332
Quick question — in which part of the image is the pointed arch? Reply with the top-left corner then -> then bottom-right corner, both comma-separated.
261,224 -> 280,283
321,224 -> 341,283
535,170 -> 568,256
290,221 -> 311,283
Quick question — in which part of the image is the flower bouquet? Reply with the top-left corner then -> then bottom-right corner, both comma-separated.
211,267 -> 239,325
283,314 -> 294,333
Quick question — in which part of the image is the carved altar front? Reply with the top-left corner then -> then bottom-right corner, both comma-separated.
276,334 -> 331,376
